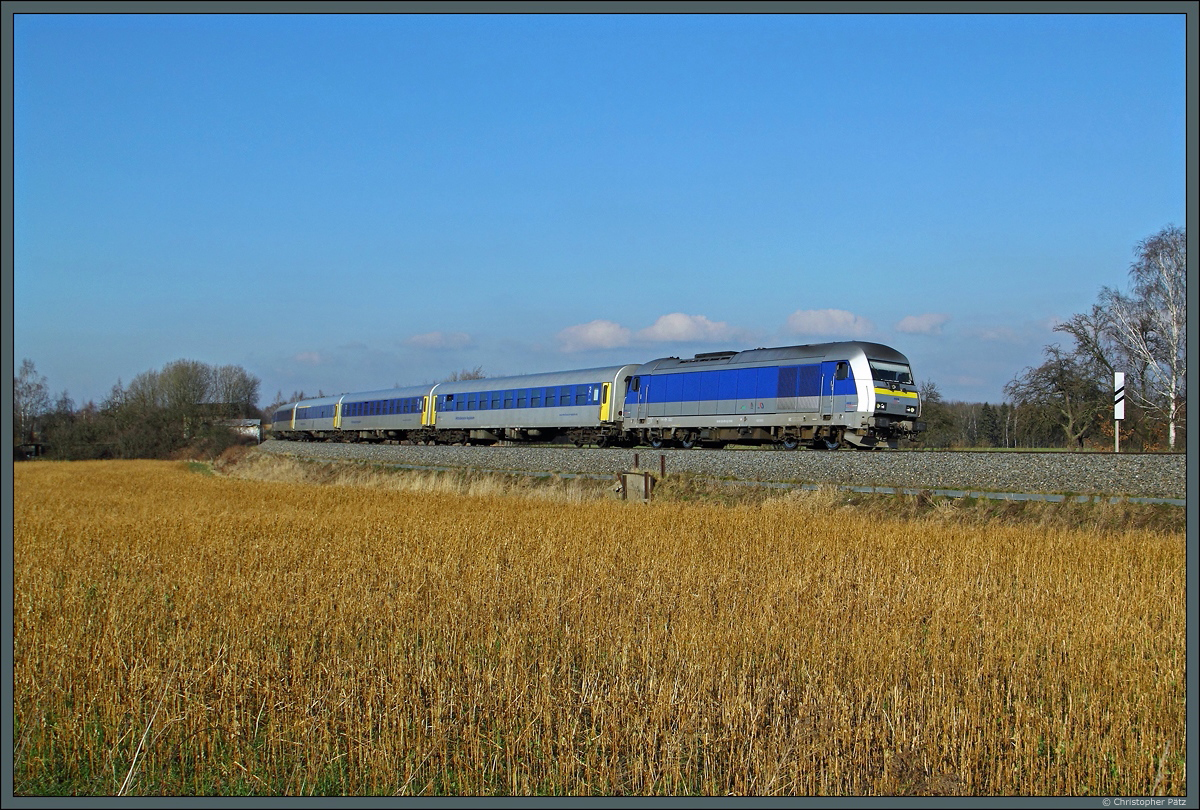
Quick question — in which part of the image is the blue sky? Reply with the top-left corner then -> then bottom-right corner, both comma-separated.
13,12 -> 1186,408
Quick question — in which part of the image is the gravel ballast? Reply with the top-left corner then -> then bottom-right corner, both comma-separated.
256,440 -> 1187,501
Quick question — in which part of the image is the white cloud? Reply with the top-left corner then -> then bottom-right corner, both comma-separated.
404,331 -> 473,350
894,313 -> 951,335
636,313 -> 742,343
557,319 -> 633,352
785,308 -> 874,337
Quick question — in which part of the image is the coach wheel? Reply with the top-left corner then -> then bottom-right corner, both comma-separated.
649,436 -> 665,449
679,434 -> 697,450
822,439 -> 840,451
781,437 -> 800,451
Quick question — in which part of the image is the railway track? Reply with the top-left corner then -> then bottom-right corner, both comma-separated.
256,439 -> 1187,503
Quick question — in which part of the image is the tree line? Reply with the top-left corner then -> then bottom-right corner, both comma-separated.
13,358 -> 261,460
919,225 -> 1185,451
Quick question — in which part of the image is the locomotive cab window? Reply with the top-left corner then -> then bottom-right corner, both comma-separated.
835,362 -> 849,381
868,360 -> 913,386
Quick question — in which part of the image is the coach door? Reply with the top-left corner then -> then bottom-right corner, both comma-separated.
423,389 -> 437,427
599,383 -> 612,422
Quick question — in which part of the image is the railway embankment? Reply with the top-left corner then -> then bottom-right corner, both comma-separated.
257,440 -> 1186,501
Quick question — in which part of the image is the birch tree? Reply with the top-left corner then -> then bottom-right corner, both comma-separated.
13,358 -> 51,444
1101,225 -> 1186,449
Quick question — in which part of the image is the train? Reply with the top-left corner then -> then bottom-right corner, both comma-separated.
270,340 -> 926,450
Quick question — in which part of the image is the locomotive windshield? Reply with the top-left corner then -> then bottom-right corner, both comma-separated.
868,359 -> 914,386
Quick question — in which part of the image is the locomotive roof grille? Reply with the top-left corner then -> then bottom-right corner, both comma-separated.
681,351 -> 738,363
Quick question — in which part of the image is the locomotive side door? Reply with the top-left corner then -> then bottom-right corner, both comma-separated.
820,361 -> 836,418
629,376 -> 647,421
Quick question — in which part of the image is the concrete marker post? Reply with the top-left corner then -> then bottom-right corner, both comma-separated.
1114,372 -> 1125,453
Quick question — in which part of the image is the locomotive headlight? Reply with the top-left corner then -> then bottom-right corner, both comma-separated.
875,402 -> 887,410
906,405 -> 916,414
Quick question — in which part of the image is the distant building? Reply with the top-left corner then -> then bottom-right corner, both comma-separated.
220,419 -> 262,443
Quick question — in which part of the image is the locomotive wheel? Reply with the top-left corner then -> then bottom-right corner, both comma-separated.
595,435 -> 611,448
649,436 -> 665,449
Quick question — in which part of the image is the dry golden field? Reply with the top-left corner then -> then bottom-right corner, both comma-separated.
12,456 -> 1186,796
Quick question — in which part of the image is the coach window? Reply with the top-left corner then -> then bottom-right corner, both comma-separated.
530,388 -> 542,408
503,391 -> 513,409
517,390 -> 527,408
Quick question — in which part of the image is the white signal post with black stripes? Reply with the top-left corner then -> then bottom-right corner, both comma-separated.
1114,372 -> 1125,453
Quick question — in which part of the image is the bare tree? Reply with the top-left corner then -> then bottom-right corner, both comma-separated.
1004,344 -> 1106,450
13,358 -> 51,444
210,364 -> 261,416
1099,224 -> 1186,449
159,359 -> 212,414
443,366 -> 486,382
125,369 -> 164,411
1053,303 -> 1117,379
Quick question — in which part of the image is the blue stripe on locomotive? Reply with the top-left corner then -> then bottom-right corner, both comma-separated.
635,361 -> 853,406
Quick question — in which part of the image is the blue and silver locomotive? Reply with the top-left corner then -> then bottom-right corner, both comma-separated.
621,341 -> 923,449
